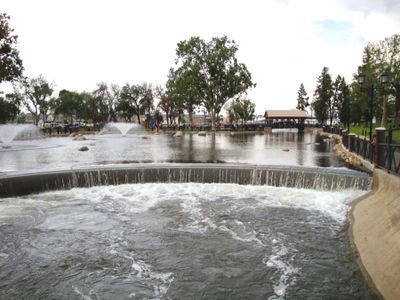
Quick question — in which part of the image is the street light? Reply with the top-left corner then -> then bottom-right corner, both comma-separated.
357,72 -> 388,141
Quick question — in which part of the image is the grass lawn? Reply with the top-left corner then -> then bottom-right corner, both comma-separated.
349,123 -> 400,144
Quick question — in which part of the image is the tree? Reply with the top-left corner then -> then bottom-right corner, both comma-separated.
375,34 -> 400,127
139,82 -> 154,120
173,36 -> 255,130
166,68 -> 201,127
312,67 -> 333,124
117,84 -> 141,123
0,13 -> 23,84
92,82 -> 117,122
296,83 -> 309,111
0,95 -> 19,123
331,75 -> 343,125
81,91 -> 108,126
155,85 -> 173,126
226,98 -> 255,126
335,77 -> 351,127
52,89 -> 81,123
16,75 -> 53,125
226,100 -> 241,124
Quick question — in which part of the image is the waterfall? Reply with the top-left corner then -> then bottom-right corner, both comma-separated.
0,164 -> 372,198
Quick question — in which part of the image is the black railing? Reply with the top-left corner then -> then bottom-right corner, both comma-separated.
324,126 -> 399,176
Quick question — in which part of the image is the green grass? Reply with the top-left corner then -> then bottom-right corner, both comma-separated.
349,123 -> 400,143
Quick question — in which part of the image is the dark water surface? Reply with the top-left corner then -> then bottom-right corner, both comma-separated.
0,183 -> 376,299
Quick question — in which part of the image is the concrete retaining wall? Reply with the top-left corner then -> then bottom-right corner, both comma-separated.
352,169 -> 400,300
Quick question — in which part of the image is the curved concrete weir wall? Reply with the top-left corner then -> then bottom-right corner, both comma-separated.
0,164 -> 371,198
352,169 -> 400,300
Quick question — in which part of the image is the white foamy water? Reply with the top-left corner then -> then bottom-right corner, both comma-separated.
0,183 -> 369,299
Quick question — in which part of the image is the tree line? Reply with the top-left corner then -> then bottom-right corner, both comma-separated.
2,12 -> 399,130
297,34 -> 400,129
0,13 -> 257,129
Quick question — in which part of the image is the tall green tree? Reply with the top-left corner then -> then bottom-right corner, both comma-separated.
312,67 -> 333,125
335,77 -> 351,127
15,75 -> 53,125
173,36 -> 255,130
166,68 -> 200,126
139,82 -> 154,121
331,75 -> 344,125
81,91 -> 108,126
226,98 -> 255,125
155,85 -> 174,126
296,83 -> 309,111
117,84 -> 141,123
226,100 -> 241,124
92,82 -> 117,122
355,44 -> 382,127
375,34 -> 400,127
52,89 -> 81,123
0,94 -> 20,123
0,13 -> 23,84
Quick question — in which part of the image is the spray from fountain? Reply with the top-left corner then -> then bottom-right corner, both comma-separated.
0,124 -> 41,148
102,122 -> 143,136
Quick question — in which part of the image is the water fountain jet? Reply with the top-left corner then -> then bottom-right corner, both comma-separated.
0,124 -> 41,148
102,122 -> 143,136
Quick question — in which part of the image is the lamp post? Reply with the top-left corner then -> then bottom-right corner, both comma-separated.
346,95 -> 350,132
357,72 -> 388,141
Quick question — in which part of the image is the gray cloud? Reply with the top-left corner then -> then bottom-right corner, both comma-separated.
338,0 -> 400,15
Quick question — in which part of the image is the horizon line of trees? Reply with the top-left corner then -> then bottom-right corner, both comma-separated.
297,33 -> 400,129
2,12 -> 399,130
1,13 -> 257,129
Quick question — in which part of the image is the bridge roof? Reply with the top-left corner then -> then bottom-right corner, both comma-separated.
264,110 -> 309,119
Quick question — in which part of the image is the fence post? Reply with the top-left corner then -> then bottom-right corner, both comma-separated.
341,129 -> 348,148
348,133 -> 356,152
375,127 -> 386,167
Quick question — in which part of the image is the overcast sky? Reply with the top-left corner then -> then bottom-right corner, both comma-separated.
2,0 -> 400,114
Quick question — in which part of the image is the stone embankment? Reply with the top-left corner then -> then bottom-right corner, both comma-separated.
320,132 -> 363,168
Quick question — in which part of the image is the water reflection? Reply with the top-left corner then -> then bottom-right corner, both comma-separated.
296,133 -> 305,165
0,131 -> 345,173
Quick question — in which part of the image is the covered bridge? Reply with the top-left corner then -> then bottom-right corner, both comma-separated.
263,110 -> 312,131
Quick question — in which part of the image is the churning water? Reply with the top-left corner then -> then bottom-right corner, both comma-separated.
0,183 -> 376,299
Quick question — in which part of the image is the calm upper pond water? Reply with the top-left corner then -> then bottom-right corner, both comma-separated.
0,130 -> 343,173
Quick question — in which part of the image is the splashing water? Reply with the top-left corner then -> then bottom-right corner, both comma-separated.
0,183 -> 376,299
102,122 -> 143,136
0,124 -> 40,146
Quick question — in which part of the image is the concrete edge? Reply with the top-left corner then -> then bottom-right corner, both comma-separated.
348,176 -> 384,300
350,169 -> 400,300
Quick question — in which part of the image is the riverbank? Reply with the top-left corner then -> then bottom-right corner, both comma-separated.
351,169 -> 400,300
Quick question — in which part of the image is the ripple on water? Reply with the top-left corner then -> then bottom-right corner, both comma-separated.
0,183 -> 375,299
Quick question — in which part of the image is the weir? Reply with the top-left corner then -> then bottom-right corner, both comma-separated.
0,164 -> 372,198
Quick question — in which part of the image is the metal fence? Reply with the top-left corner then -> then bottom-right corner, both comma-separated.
324,126 -> 400,176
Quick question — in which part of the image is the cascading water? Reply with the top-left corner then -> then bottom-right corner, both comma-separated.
102,122 -> 143,136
